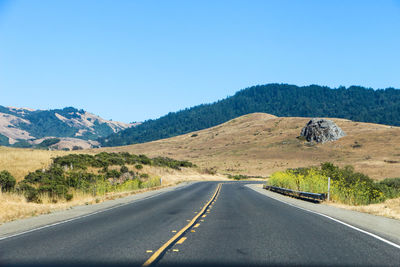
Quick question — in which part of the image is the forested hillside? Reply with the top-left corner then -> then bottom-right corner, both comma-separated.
100,84 -> 400,147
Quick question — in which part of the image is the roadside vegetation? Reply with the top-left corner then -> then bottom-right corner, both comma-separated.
1,152 -> 194,204
226,174 -> 266,180
268,162 -> 400,205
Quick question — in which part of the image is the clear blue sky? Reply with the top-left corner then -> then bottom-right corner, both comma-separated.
1,0 -> 400,123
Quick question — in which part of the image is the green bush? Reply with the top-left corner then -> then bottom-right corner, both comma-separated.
120,165 -> 129,173
65,193 -> 73,201
227,174 -> 249,180
135,164 -> 143,170
152,156 -> 194,170
18,182 -> 40,203
17,152 -> 192,202
106,169 -> 121,178
268,163 -> 391,205
0,170 -> 16,192
376,178 -> 400,199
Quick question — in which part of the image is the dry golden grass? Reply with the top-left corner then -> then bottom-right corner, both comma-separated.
98,113 -> 400,180
0,189 -> 94,224
0,147 -> 69,181
329,197 -> 400,220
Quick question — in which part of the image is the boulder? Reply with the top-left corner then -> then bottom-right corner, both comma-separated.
300,119 -> 345,143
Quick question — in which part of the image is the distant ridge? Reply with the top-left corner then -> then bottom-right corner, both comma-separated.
0,106 -> 137,149
99,83 -> 400,147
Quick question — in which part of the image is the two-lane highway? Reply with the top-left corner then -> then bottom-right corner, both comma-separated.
1,181 -> 399,266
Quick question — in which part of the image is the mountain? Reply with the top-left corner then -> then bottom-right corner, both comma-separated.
0,106 -> 137,149
100,112 -> 400,180
99,83 -> 400,147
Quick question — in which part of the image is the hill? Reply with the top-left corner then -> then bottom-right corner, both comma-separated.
99,84 -> 400,147
98,113 -> 400,180
0,106 -> 137,149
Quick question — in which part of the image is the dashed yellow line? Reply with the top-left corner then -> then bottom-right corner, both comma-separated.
176,237 -> 187,244
142,183 -> 222,266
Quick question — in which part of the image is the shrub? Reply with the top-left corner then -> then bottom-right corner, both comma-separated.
268,163 -> 388,205
18,182 -> 40,203
135,164 -> 143,170
376,178 -> 400,199
0,170 -> 16,192
204,167 -> 217,175
120,165 -> 129,173
65,193 -> 73,201
138,154 -> 151,165
227,174 -> 249,180
106,169 -> 121,179
140,173 -> 149,179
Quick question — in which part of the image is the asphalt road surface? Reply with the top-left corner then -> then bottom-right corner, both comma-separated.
1,181 -> 399,267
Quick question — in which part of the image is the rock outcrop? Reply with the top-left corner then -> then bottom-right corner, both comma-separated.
300,119 -> 345,143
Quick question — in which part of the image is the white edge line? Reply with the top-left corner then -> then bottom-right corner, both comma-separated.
0,182 -> 195,241
248,185 -> 400,250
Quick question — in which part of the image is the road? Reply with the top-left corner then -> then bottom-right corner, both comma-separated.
0,181 -> 399,266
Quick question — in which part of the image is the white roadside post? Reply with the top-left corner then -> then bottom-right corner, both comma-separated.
327,177 -> 331,201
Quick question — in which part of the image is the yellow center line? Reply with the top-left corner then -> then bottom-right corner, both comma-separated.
142,183 -> 222,267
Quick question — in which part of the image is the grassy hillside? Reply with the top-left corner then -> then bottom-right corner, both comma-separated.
100,84 -> 400,147
99,113 -> 400,180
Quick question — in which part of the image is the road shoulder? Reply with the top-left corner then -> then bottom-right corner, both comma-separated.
0,182 -> 195,240
246,183 -> 400,246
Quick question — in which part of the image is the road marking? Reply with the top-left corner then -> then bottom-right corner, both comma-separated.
200,219 -> 205,222
202,215 -> 207,218
142,183 -> 222,266
172,249 -> 179,252
255,188 -> 400,250
176,237 -> 187,244
194,223 -> 200,228
146,250 -> 153,253
191,230 -> 196,232
171,230 -> 177,233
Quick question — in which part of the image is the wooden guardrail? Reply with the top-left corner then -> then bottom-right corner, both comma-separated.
263,185 -> 327,202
